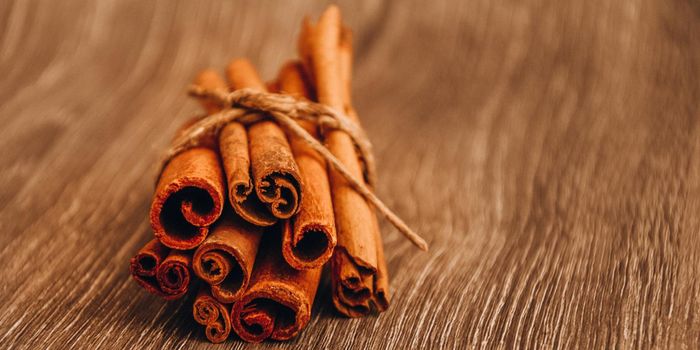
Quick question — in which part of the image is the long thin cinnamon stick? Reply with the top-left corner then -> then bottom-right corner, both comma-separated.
130,238 -> 192,300
298,17 -> 317,97
230,221 -> 321,342
224,58 -> 302,225
193,287 -> 232,343
307,5 -> 389,316
340,25 -> 390,312
150,70 -> 227,250
192,213 -> 262,303
275,62 -> 336,270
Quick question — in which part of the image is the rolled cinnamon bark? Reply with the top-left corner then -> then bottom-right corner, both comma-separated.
150,72 -> 226,250
193,68 -> 277,229
195,69 -> 229,115
194,71 -> 271,228
193,213 -> 262,303
130,239 -> 192,300
275,62 -> 336,270
193,68 -> 282,230
306,6 -> 390,316
230,221 -> 321,343
340,25 -> 391,312
371,215 -> 390,311
193,287 -> 232,344
225,58 -> 302,224
297,17 -> 317,97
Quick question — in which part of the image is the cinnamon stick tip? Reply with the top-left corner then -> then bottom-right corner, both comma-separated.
321,4 -> 341,18
226,58 -> 254,75
194,68 -> 226,88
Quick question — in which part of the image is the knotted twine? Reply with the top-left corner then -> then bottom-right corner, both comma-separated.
157,87 -> 428,251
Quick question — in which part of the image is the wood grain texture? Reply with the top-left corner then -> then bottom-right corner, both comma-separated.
1,0 -> 699,348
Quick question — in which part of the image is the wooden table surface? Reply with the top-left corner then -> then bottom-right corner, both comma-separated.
1,0 -> 699,349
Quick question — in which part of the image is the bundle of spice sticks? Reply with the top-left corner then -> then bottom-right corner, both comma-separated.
129,6 -> 426,343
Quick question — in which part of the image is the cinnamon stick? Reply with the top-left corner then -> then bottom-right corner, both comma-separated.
195,69 -> 229,115
307,5 -> 389,316
224,58 -> 302,225
297,17 -> 317,97
275,61 -> 336,270
150,72 -> 226,250
340,25 -> 390,312
192,213 -> 262,303
230,221 -> 321,342
190,68 -> 274,229
130,238 -> 192,300
193,287 -> 232,343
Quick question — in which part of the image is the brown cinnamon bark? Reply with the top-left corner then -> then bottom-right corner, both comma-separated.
340,25 -> 391,312
224,58 -> 302,225
150,72 -> 226,250
275,62 -> 336,270
130,239 -> 192,300
193,213 -> 262,303
194,69 -> 229,114
297,17 -> 317,96
193,287 -> 232,344
307,6 -> 390,316
230,221 -> 321,342
191,68 -> 274,229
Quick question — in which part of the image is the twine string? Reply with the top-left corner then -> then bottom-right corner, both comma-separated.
158,87 -> 428,251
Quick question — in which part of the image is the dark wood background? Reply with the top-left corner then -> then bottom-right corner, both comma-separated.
1,0 -> 699,348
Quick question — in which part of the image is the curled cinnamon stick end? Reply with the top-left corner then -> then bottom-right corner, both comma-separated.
231,222 -> 321,343
192,68 -> 275,227
157,250 -> 192,296
331,249 -> 372,317
151,70 -> 227,250
331,228 -> 389,315
220,122 -> 277,227
193,288 -> 232,344
226,58 -> 303,222
130,239 -> 192,300
277,62 -> 336,270
150,147 -> 225,250
372,219 -> 390,311
193,214 -> 262,303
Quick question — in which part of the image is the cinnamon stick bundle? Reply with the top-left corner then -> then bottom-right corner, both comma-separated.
192,213 -> 262,303
302,5 -> 390,316
230,221 -> 321,343
193,287 -> 232,344
222,58 -> 302,226
275,62 -> 337,270
129,239 -> 192,300
150,73 -> 226,250
131,5 -> 421,344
